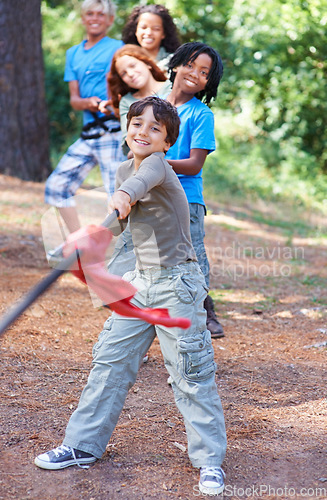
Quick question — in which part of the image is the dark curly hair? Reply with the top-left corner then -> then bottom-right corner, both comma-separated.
107,45 -> 167,109
122,4 -> 181,54
127,96 -> 180,148
168,42 -> 224,105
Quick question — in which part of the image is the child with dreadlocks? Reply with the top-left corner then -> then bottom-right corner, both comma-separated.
164,41 -> 225,338
105,42 -> 226,337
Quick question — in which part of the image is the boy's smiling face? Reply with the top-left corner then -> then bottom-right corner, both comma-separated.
82,8 -> 114,37
126,106 -> 171,167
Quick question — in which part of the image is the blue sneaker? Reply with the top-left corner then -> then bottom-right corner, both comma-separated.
34,444 -> 96,470
199,466 -> 225,495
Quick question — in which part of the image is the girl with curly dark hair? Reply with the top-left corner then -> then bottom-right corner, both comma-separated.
122,4 -> 181,73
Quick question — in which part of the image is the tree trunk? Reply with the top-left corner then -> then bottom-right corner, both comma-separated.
0,0 -> 51,181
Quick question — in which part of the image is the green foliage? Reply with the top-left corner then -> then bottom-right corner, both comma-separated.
221,0 -> 327,172
42,2 -> 84,158
204,115 -> 327,213
201,0 -> 327,213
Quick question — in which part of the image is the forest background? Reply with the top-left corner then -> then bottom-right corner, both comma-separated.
0,0 -> 326,216
41,0 -> 327,216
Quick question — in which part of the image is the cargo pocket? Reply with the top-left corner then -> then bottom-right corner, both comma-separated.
122,270 -> 136,283
174,273 -> 198,304
92,317 -> 113,359
177,330 -> 216,382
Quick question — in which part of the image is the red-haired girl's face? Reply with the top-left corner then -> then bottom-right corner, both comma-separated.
115,55 -> 152,90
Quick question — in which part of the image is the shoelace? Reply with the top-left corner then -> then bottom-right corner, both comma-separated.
201,466 -> 225,481
53,445 -> 90,469
71,447 -> 90,469
53,445 -> 71,458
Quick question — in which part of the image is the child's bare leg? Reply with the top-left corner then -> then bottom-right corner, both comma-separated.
58,206 -> 81,233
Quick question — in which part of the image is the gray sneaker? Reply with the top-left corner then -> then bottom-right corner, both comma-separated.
34,444 -> 96,470
199,466 -> 225,495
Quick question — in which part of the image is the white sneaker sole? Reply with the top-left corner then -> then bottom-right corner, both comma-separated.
34,455 -> 96,470
198,482 -> 225,495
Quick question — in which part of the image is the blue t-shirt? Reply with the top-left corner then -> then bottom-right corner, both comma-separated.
64,36 -> 123,124
164,97 -> 216,206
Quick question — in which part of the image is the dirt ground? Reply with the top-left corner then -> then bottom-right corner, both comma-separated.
0,174 -> 326,500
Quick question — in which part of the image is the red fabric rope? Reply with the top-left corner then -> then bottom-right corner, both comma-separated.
63,225 -> 191,329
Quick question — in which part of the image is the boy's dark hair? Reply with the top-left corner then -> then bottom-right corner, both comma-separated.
122,4 -> 181,54
126,96 -> 180,148
168,42 -> 223,105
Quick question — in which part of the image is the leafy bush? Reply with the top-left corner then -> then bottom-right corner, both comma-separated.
204,111 -> 327,213
221,0 -> 327,173
42,2 -> 84,162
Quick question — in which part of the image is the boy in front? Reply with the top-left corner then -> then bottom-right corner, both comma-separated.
35,97 -> 227,496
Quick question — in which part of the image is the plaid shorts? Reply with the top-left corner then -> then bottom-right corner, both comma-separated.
45,128 -> 125,207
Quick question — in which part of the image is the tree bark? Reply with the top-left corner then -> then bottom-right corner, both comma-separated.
0,0 -> 51,181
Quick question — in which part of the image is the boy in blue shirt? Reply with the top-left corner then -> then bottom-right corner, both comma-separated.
45,0 -> 124,238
